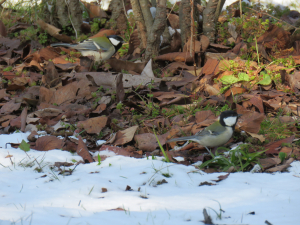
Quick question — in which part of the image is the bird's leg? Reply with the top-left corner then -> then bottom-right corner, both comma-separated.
205,146 -> 213,156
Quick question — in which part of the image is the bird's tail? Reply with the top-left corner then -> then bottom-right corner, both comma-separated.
166,135 -> 198,143
51,43 -> 73,48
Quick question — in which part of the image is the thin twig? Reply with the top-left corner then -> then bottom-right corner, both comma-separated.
64,0 -> 78,39
166,1 -> 177,19
122,0 -> 128,19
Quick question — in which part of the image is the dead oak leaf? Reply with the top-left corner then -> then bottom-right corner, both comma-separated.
0,101 -> 21,115
265,135 -> 295,154
35,136 -> 64,151
112,126 -> 138,146
265,158 -> 294,172
77,116 -> 108,134
236,106 -> 266,134
99,145 -> 131,157
77,136 -> 94,163
212,173 -> 230,182
134,132 -> 169,152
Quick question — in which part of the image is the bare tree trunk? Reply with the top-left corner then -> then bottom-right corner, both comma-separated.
203,0 -> 225,42
145,0 -> 167,60
130,0 -> 166,60
130,0 -> 147,48
151,0 -> 156,7
41,0 -> 60,28
215,0 -> 226,22
55,0 -> 82,36
179,0 -> 200,48
56,0 -> 69,28
194,0 -> 201,31
68,0 -> 83,36
110,0 -> 128,32
140,0 -> 153,32
179,0 -> 191,48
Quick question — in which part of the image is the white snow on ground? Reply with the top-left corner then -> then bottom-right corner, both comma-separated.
0,132 -> 300,225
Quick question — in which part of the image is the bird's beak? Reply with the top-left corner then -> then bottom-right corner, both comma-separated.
238,114 -> 243,118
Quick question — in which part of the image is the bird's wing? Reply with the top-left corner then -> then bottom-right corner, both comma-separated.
196,121 -> 226,137
167,121 -> 226,143
74,36 -> 113,51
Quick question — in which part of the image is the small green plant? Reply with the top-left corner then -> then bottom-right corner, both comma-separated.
112,118 -> 119,124
3,66 -> 13,72
91,18 -> 101,33
121,69 -> 129,74
116,102 -> 124,111
64,57 -> 76,63
38,31 -> 48,44
208,200 -> 224,220
88,185 -> 95,195
18,140 -> 30,152
97,131 -> 104,139
199,144 -> 266,172
279,152 -> 287,163
97,154 -> 101,165
259,117 -> 295,142
161,172 -> 171,178
153,130 -> 170,163
36,124 -> 47,131
167,0 -> 179,12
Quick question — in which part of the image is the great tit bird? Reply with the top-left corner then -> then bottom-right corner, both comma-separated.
51,35 -> 125,62
167,110 -> 242,153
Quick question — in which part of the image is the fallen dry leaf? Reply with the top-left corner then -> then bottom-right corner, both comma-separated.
155,52 -> 194,63
236,106 -> 266,133
77,136 -> 94,163
35,136 -> 64,151
213,173 -> 230,182
265,158 -> 294,172
99,145 -> 131,157
77,116 -> 108,134
112,126 -> 138,146
247,132 -> 265,143
265,135 -> 295,154
134,132 -> 169,152
258,158 -> 280,170
0,101 -> 21,115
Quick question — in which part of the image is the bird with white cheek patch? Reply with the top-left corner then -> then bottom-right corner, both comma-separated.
51,35 -> 125,63
166,110 -> 242,154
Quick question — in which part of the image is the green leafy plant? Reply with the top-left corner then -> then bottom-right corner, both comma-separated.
279,152 -> 287,163
116,102 -> 124,111
38,31 -> 48,44
3,66 -> 13,72
259,116 -> 295,142
199,144 -> 266,172
19,140 -> 30,152
91,18 -> 101,33
153,130 -> 170,163
97,154 -> 101,165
